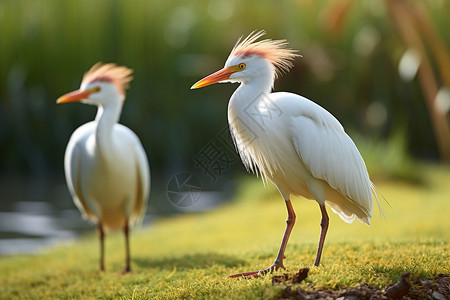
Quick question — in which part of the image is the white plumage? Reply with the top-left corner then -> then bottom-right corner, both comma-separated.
192,31 -> 381,278
231,91 -> 374,224
65,120 -> 149,230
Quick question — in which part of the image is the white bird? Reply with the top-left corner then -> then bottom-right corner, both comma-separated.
57,63 -> 150,273
191,31 -> 381,278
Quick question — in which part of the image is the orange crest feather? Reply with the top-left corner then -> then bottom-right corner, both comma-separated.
230,30 -> 300,78
82,63 -> 133,98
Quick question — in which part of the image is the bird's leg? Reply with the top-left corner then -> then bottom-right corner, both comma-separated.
227,200 -> 296,279
121,221 -> 131,274
98,223 -> 105,272
271,200 -> 296,271
313,204 -> 329,267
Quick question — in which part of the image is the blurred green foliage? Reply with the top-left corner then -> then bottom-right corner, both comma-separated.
0,0 -> 449,180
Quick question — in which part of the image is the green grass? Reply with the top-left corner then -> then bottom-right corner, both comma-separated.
1,165 -> 449,299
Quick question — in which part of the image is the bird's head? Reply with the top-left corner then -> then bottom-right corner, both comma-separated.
57,63 -> 133,106
191,30 -> 299,89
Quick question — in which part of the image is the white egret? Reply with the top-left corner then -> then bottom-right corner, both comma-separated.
191,31 -> 381,278
57,63 -> 150,273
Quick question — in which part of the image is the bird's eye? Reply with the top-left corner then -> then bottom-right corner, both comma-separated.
93,86 -> 101,93
238,63 -> 246,70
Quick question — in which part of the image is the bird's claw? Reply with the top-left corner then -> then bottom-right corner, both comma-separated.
226,260 -> 285,279
226,271 -> 263,279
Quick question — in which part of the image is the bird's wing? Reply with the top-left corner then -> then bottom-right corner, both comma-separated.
131,138 -> 150,225
289,99 -> 373,216
64,138 -> 96,220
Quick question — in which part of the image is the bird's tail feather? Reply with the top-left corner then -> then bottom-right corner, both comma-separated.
371,182 -> 388,219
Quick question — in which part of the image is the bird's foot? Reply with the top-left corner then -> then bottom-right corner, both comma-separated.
121,266 -> 131,275
226,258 -> 286,279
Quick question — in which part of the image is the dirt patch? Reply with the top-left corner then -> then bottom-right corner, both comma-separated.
273,268 -> 310,285
275,268 -> 449,300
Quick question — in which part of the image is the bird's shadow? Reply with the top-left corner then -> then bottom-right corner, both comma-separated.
134,252 -> 246,271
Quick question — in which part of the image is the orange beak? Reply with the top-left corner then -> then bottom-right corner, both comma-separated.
56,87 -> 99,104
191,66 -> 237,89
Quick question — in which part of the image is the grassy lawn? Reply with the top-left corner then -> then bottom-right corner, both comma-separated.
1,165 -> 449,299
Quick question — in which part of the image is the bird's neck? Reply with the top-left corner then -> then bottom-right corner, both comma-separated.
228,75 -> 273,121
227,75 -> 274,177
94,102 -> 122,159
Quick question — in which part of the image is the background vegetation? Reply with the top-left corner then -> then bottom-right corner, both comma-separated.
1,0 -> 449,185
